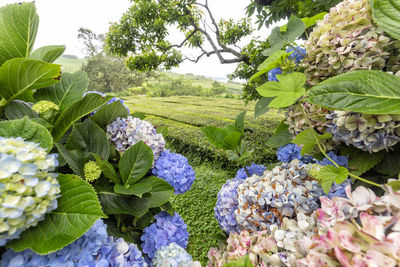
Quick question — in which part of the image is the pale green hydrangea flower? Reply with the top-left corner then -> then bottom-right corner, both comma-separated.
32,100 -> 59,114
0,137 -> 60,246
84,161 -> 101,182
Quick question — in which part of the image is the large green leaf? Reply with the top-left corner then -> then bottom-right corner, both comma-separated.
371,0 -> 400,40
234,111 -> 246,134
5,100 -> 36,120
292,128 -> 332,155
91,101 -> 129,129
66,119 -> 110,160
284,15 -> 307,43
34,71 -> 89,112
114,183 -> 152,197
97,191 -> 151,218
52,93 -> 111,141
92,154 -> 120,184
201,126 -> 231,150
317,165 -> 349,194
257,72 -> 306,108
119,141 -> 153,187
307,71 -> 400,114
0,58 -> 61,101
254,97 -> 273,118
7,174 -> 106,254
267,121 -> 292,148
340,146 -> 384,176
0,2 -> 38,66
0,117 -> 52,152
139,176 -> 174,208
55,144 -> 85,177
375,150 -> 400,176
29,45 -> 66,63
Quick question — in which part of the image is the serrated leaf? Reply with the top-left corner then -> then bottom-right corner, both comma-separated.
92,154 -> 120,184
67,119 -> 110,160
52,93 -> 111,141
257,72 -> 306,108
317,165 -> 349,194
34,71 -> 89,112
284,15 -> 306,43
138,176 -> 174,208
0,117 -> 52,152
5,100 -> 36,120
91,101 -> 129,129
0,2 -> 38,65
267,121 -> 292,148
223,131 -> 242,151
307,71 -> 400,114
292,129 -> 332,156
29,45 -> 65,63
371,0 -> 400,40
119,141 -> 153,187
56,143 -> 85,177
114,183 -> 152,197
254,97 -> 273,118
201,126 -> 231,150
0,58 -> 61,101
256,50 -> 287,71
7,174 -> 106,254
97,191 -> 151,218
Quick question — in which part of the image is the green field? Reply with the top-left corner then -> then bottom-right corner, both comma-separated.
123,95 -> 280,264
54,55 -> 86,73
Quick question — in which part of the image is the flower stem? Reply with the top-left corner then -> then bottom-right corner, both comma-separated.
289,44 -> 306,57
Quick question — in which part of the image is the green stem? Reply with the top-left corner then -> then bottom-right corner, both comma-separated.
244,165 -> 250,177
289,43 -> 306,58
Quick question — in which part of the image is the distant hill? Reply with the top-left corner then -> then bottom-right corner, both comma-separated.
54,55 -> 243,94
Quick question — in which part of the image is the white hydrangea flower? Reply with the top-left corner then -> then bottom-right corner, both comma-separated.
0,137 -> 60,246
106,117 -> 165,164
152,243 -> 199,267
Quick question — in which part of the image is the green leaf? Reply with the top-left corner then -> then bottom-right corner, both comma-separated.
92,154 -> 120,184
119,141 -> 153,187
257,50 -> 287,71
0,117 -> 52,152
138,176 -> 174,208
34,71 -> 89,112
371,0 -> 400,40
131,111 -> 146,119
7,174 -> 106,254
162,201 -> 174,216
284,15 -> 306,43
254,97 -> 273,118
375,151 -> 400,176
307,71 -> 400,114
223,256 -> 255,267
5,100 -> 36,120
316,165 -> 349,194
234,111 -> 247,133
267,121 -> 292,148
29,45 -> 66,63
387,181 -> 400,191
340,146 -> 385,176
52,93 -> 111,141
97,191 -> 151,218
91,100 -> 129,129
303,12 -> 327,28
223,131 -> 242,151
201,126 -> 231,150
55,144 -> 85,177
0,58 -> 61,101
0,2 -> 38,66
114,183 -> 152,197
292,128 -> 332,155
256,72 -> 306,108
67,119 -> 110,160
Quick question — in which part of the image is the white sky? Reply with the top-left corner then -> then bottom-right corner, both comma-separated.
0,0 -> 277,79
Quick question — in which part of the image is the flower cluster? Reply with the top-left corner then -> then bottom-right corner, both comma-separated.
297,186 -> 400,266
0,137 -> 60,246
141,212 -> 189,259
32,100 -> 59,114
330,111 -> 400,152
106,116 -> 166,162
287,46 -> 307,64
303,0 -> 400,85
83,161 -> 102,182
215,164 -> 266,234
85,91 -> 130,114
0,220 -> 147,266
267,46 -> 306,82
152,150 -> 195,194
268,67 -> 283,82
152,243 -> 199,267
235,160 -> 323,232
276,143 -> 315,164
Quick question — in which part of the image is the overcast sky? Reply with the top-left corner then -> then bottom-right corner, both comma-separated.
0,0 -> 275,79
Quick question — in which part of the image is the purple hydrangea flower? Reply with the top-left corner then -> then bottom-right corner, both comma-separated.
0,220 -> 147,267
276,144 -> 315,164
267,67 -> 283,82
286,46 -> 306,63
152,150 -> 195,194
141,212 -> 189,259
234,163 -> 266,180
318,151 -> 348,168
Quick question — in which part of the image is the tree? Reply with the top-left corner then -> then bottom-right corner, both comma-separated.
77,27 -> 105,57
105,0 -> 253,72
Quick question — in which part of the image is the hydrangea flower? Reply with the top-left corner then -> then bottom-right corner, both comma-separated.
141,212 -> 189,259
215,163 -> 266,234
235,160 -> 323,232
106,116 -> 166,164
0,137 -> 60,246
85,91 -> 130,114
32,100 -> 59,114
303,0 -> 400,85
276,143 -> 315,164
234,163 -> 266,180
267,67 -> 282,82
330,111 -> 400,152
84,161 -> 102,182
286,46 -> 306,63
0,220 -> 148,267
297,186 -> 400,267
152,150 -> 195,194
152,243 -> 196,267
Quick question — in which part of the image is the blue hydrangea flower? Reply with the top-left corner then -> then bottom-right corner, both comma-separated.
318,151 -> 348,168
0,220 -> 147,267
152,150 -> 195,194
276,144 -> 315,164
286,46 -> 307,63
141,212 -> 189,259
152,243 -> 193,267
267,67 -> 283,82
234,163 -> 266,180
